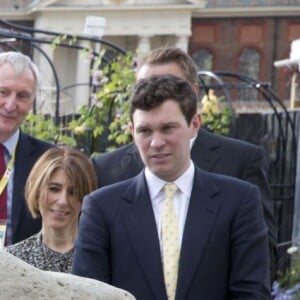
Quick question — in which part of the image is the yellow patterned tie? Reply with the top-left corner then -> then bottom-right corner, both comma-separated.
162,183 -> 179,300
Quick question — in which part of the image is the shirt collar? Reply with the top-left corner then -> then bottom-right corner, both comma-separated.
145,161 -> 195,200
3,130 -> 19,156
190,135 -> 197,149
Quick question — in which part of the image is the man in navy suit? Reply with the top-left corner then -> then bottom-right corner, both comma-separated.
72,74 -> 270,299
0,52 -> 53,245
91,47 -> 277,275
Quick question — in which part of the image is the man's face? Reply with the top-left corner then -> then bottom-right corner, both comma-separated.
0,62 -> 35,141
130,99 -> 200,182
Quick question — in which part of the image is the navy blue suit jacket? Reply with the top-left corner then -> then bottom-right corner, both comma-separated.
72,167 -> 270,299
92,128 -> 277,273
10,132 -> 54,244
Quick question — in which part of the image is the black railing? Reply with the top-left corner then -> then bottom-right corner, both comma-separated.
198,70 -> 298,274
0,18 -> 126,126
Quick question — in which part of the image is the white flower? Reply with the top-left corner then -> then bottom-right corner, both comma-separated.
287,246 -> 298,255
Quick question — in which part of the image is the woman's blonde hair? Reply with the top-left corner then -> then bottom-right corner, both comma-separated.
25,147 -> 97,218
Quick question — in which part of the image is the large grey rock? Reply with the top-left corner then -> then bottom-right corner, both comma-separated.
0,250 -> 135,300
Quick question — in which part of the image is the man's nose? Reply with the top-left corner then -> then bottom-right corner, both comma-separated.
4,95 -> 17,112
150,133 -> 165,148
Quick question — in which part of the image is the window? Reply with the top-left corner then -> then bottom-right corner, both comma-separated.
192,49 -> 213,71
238,48 -> 260,101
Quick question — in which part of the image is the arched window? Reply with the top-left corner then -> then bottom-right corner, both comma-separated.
239,48 -> 260,78
238,48 -> 260,101
192,49 -> 213,93
192,49 -> 213,71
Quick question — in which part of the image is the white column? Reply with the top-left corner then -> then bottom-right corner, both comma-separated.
75,40 -> 91,112
137,35 -> 151,55
175,35 -> 189,52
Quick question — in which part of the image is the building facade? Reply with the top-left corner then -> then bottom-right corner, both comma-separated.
0,0 -> 300,112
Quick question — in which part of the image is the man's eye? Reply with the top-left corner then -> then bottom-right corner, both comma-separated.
17,93 -> 31,100
163,125 -> 175,132
0,90 -> 8,96
138,128 -> 150,134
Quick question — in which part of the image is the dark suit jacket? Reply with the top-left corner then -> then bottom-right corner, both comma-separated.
10,132 -> 54,244
92,128 -> 277,272
72,167 -> 270,299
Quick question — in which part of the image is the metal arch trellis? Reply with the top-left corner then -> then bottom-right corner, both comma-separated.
0,19 -> 127,55
197,70 -> 297,167
209,71 -> 297,189
0,18 -> 127,126
198,70 -> 237,136
198,70 -> 298,273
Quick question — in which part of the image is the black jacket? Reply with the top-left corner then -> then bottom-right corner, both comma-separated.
92,128 -> 277,274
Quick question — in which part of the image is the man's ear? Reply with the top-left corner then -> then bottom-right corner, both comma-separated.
197,113 -> 202,127
129,122 -> 134,137
191,113 -> 201,138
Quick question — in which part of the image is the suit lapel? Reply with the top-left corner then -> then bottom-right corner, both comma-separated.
122,173 -> 167,299
176,168 -> 221,300
191,128 -> 221,172
11,133 -> 34,237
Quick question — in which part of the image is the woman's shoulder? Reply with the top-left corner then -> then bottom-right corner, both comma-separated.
5,233 -> 40,257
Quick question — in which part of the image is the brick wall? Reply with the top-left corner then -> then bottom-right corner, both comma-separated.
190,16 -> 300,101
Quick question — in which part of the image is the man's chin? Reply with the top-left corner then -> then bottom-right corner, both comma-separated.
0,125 -> 18,139
150,167 -> 174,181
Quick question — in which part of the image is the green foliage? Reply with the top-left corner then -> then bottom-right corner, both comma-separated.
279,263 -> 300,289
278,247 -> 300,289
24,49 -> 232,153
21,113 -> 76,147
69,51 -> 232,153
201,106 -> 232,136
271,246 -> 300,298
51,34 -> 77,49
200,90 -> 232,136
68,51 -> 136,153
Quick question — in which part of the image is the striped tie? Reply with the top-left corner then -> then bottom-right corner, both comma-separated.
161,183 -> 179,300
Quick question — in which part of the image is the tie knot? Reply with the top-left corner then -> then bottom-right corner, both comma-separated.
164,183 -> 177,199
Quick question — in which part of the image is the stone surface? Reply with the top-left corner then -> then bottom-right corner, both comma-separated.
0,250 -> 135,300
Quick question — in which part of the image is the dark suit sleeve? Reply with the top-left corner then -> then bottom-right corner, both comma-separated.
92,152 -> 128,188
91,144 -> 144,188
229,184 -> 270,299
193,129 -> 277,275
241,145 -> 277,277
72,193 -> 111,282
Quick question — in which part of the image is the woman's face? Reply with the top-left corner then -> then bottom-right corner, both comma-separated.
39,169 -> 82,232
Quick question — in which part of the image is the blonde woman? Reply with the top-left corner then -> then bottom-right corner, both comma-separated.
6,147 -> 97,272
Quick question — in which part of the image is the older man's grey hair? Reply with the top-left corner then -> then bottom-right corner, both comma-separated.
0,51 -> 40,94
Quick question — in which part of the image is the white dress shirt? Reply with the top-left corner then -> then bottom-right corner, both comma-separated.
3,130 -> 19,244
145,161 -> 195,251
